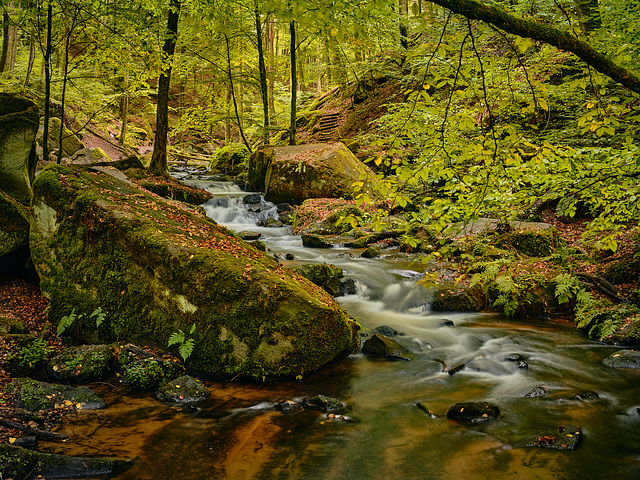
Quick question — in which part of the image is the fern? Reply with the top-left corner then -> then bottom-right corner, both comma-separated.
90,307 -> 106,328
57,309 -> 78,336
168,323 -> 197,362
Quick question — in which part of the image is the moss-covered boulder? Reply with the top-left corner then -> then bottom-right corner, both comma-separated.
361,333 -> 409,359
446,402 -> 500,423
0,93 -> 39,203
0,444 -> 129,479
291,263 -> 355,297
254,142 -> 379,204
0,190 -> 31,257
431,286 -> 481,313
30,164 -> 359,379
116,344 -> 182,392
209,143 -> 250,177
494,227 -> 560,257
156,375 -> 209,403
124,168 -> 212,205
45,344 -> 114,383
5,378 -> 106,411
575,300 -> 640,345
603,349 -> 640,368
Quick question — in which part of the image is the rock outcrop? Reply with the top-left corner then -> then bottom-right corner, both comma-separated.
0,93 -> 39,203
250,142 -> 379,204
30,164 -> 359,379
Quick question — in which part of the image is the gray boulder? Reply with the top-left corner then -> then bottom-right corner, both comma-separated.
603,349 -> 640,368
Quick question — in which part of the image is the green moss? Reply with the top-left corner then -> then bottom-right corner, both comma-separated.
209,143 -> 251,177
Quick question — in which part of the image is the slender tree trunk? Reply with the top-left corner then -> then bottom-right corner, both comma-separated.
224,85 -> 232,143
289,20 -> 297,145
255,7 -> 269,144
0,12 -> 9,72
149,0 -> 180,176
399,0 -> 409,49
42,3 -> 53,162
427,0 -> 640,94
119,71 -> 129,147
57,23 -> 73,164
224,34 -> 251,152
25,29 -> 35,85
267,15 -> 276,124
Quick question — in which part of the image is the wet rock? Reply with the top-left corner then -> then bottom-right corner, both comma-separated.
238,231 -> 261,241
301,234 -> 334,248
504,353 -> 529,369
341,278 -> 357,295
439,319 -> 455,327
525,386 -> 548,398
362,334 -> 409,359
431,286 -> 480,313
275,399 -> 300,412
46,344 -> 114,383
372,326 -> 398,336
117,344 -> 183,392
361,246 -> 381,258
0,190 -> 31,258
11,436 -> 37,449
5,378 -> 106,411
519,426 -> 582,450
243,193 -> 262,205
156,375 -> 209,404
446,402 -> 500,423
0,444 -> 130,479
257,218 -> 283,228
447,363 -> 466,375
276,202 -> 292,213
68,147 -> 112,164
603,349 -> 640,368
292,263 -> 354,297
417,402 -> 437,418
569,390 -> 600,401
302,394 -> 344,412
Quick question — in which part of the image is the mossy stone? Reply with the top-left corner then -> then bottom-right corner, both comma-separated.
446,402 -> 500,423
361,333 -> 408,358
575,300 -> 640,344
156,375 -> 209,403
46,344 -> 114,383
5,378 -> 106,411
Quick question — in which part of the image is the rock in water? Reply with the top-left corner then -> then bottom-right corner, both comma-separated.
30,165 -> 359,379
446,402 -> 500,423
156,375 -> 209,404
251,142 -> 379,204
362,333 -> 409,359
603,349 -> 640,368
519,426 -> 582,450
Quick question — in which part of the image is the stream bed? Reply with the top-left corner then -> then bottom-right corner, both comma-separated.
42,181 -> 640,479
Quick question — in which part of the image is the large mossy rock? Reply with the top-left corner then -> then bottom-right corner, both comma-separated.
38,116 -> 85,158
45,344 -> 114,383
5,378 -> 106,411
252,142 -> 379,204
291,198 -> 362,235
0,93 -> 39,203
30,164 -> 359,379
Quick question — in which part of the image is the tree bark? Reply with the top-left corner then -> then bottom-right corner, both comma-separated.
267,14 -> 276,124
149,0 -> 180,176
24,28 -> 35,85
427,0 -> 640,94
0,12 -> 9,72
399,0 -> 409,49
224,34 -> 251,152
119,71 -> 129,147
42,3 -> 53,162
255,7 -> 269,144
289,20 -> 297,145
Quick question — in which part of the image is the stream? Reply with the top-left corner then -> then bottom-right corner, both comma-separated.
42,180 -> 640,479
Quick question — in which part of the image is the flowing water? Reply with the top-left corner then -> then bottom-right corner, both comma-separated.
42,181 -> 640,479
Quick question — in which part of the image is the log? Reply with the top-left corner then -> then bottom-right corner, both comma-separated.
0,418 -> 69,441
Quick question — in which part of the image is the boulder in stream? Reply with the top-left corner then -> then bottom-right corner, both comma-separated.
29,164 -> 359,379
446,402 -> 500,423
156,375 -> 209,404
361,333 -> 410,360
250,142 -> 379,204
5,378 -> 106,411
518,425 -> 582,450
603,349 -> 640,368
302,394 -> 344,412
0,444 -> 130,479
301,234 -> 334,248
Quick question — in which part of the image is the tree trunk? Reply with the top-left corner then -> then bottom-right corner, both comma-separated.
149,0 -> 180,176
24,29 -> 35,85
255,7 -> 269,144
57,22 -> 73,164
427,0 -> 640,94
42,3 -> 53,162
224,34 -> 251,152
399,0 -> 409,49
574,0 -> 601,34
224,85 -> 232,143
289,20 -> 297,146
0,12 -> 9,73
267,15 -> 276,124
119,72 -> 129,147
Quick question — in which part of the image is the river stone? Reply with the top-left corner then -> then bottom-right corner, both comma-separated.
29,165 -> 359,379
372,325 -> 399,336
431,286 -> 480,312
361,245 -> 381,258
243,193 -> 262,205
45,344 -> 114,383
5,378 -> 106,411
446,402 -> 500,423
0,93 -> 39,204
117,344 -> 183,392
301,234 -> 334,248
156,375 -> 209,404
0,444 -> 130,479
253,142 -> 379,204
525,386 -> 548,398
603,349 -> 640,368
362,333 -> 409,359
519,425 -> 582,450
238,231 -> 261,241
569,390 -> 600,401
302,394 -> 344,412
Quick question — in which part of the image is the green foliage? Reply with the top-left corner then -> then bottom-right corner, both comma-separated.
554,273 -> 594,308
57,307 -> 106,336
8,338 -> 53,371
168,324 -> 196,362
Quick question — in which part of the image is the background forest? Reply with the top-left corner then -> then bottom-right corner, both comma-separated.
1,0 -> 640,247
